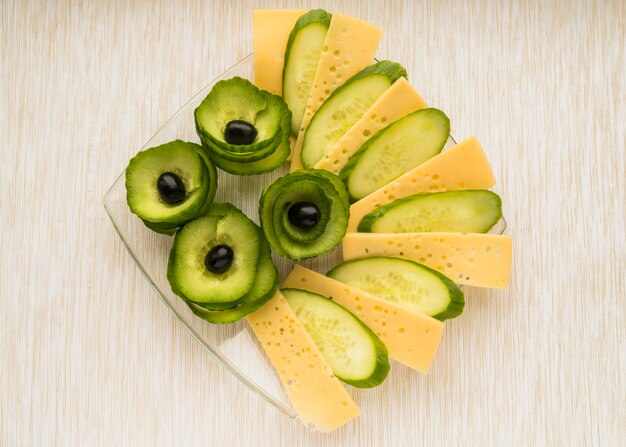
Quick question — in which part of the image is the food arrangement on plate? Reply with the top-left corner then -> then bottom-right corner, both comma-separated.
121,9 -> 512,432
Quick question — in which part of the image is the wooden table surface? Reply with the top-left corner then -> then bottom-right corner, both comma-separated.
2,0 -> 625,445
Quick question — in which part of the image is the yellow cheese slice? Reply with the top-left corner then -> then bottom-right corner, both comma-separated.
290,13 -> 382,171
314,77 -> 428,173
343,233 -> 512,288
347,136 -> 496,231
246,291 -> 359,431
284,265 -> 444,373
253,9 -> 306,95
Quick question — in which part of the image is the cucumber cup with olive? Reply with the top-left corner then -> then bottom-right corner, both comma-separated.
167,203 -> 279,323
125,140 -> 218,233
259,169 -> 350,260
194,77 -> 292,175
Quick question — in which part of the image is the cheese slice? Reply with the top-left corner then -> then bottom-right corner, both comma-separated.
246,291 -> 359,431
253,9 -> 306,95
343,233 -> 512,288
290,13 -> 382,171
284,265 -> 444,373
314,77 -> 427,173
347,136 -> 496,231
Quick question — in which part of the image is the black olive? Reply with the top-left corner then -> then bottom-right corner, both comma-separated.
204,244 -> 234,274
288,202 -> 321,229
224,120 -> 258,145
156,172 -> 186,204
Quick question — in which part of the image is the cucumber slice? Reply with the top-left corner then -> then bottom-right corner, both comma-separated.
207,94 -> 292,175
282,9 -> 332,135
358,190 -> 503,233
141,144 -> 219,234
300,61 -> 408,169
126,140 -> 210,224
282,288 -> 390,388
200,129 -> 282,163
327,257 -> 464,320
167,204 -> 260,304
194,77 -> 282,152
259,170 -> 349,259
186,229 -> 279,323
340,108 -> 450,201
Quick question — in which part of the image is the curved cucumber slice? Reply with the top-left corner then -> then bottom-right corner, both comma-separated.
341,108 -> 450,201
327,257 -> 464,320
300,61 -> 408,169
141,144 -> 218,234
194,77 -> 282,153
282,288 -> 390,388
207,94 -> 292,175
282,9 -> 332,135
186,229 -> 279,323
167,206 -> 260,304
126,140 -> 210,225
259,170 -> 349,259
200,130 -> 282,163
358,190 -> 502,233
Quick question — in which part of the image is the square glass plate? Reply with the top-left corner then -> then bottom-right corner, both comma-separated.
103,54 -> 506,420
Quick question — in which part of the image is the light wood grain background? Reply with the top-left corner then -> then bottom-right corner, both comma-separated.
2,0 -> 625,445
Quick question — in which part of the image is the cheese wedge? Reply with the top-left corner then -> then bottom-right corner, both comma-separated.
290,13 -> 382,170
343,233 -> 512,288
348,136 -> 496,231
314,77 -> 428,173
284,265 -> 444,373
253,9 -> 306,95
247,291 -> 359,431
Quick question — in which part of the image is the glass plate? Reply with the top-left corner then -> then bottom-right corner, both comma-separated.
103,54 -> 507,421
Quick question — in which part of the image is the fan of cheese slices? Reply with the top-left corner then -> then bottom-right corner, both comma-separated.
244,9 -> 513,431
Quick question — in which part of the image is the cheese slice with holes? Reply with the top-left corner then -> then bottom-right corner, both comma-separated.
348,136 -> 496,231
343,233 -> 512,288
246,291 -> 359,431
284,265 -> 444,373
253,9 -> 306,95
314,78 -> 427,173
290,13 -> 382,171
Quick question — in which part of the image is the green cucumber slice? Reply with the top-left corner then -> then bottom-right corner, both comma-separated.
126,140 -> 209,224
194,77 -> 282,153
208,94 -> 292,175
340,108 -> 450,201
282,9 -> 332,135
358,190 -> 503,233
327,257 -> 464,320
199,129 -> 282,163
259,170 -> 349,259
167,205 -> 260,304
300,61 -> 408,169
141,144 -> 219,234
282,288 -> 390,388
186,229 -> 279,323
